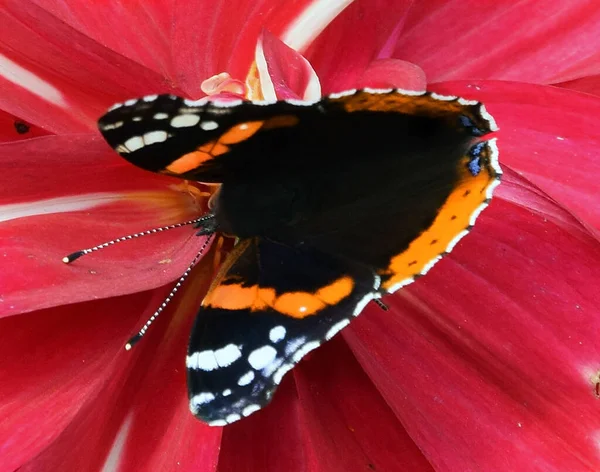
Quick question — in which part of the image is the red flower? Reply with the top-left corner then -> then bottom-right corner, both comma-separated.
2,1 -> 600,470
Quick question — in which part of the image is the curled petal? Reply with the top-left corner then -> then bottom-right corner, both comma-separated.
169,0 -> 348,96
254,30 -> 321,101
357,58 -> 426,91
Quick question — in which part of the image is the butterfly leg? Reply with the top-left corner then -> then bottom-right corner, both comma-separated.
194,213 -> 218,236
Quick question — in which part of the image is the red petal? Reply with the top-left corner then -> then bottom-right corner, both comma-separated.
0,292 -> 151,470
1,3 -> 180,133
431,80 -> 600,232
557,75 -> 600,97
0,109 -> 51,142
218,337 -> 434,471
294,337 -> 434,470
171,0 -> 345,95
256,30 -> 321,101
346,176 -> 600,469
218,376 -> 308,471
356,58 -> 426,91
394,2 -> 600,84
9,269 -> 222,471
0,135 -> 207,315
305,0 -> 414,93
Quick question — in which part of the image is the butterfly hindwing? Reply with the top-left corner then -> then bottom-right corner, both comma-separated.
186,238 -> 379,425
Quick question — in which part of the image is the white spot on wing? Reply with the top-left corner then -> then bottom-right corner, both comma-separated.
421,256 -> 442,276
487,138 -> 502,175
248,345 -> 277,370
238,370 -> 255,386
387,277 -> 415,294
363,87 -> 394,94
273,363 -> 294,385
269,326 -> 286,343
208,419 -> 227,427
214,344 -> 242,368
186,350 -> 218,371
226,413 -> 241,424
328,89 -> 357,99
189,392 -> 215,413
143,130 -> 168,145
458,97 -> 478,106
291,341 -> 320,362
153,112 -> 169,120
284,336 -> 306,356
479,104 -> 498,131
353,293 -> 375,317
395,88 -> 426,96
325,319 -> 350,340
101,121 -> 123,131
124,136 -> 144,151
430,92 -> 456,101
446,229 -> 470,253
242,404 -> 261,417
171,114 -> 200,128
184,98 -> 209,106
143,94 -> 158,102
124,98 -> 138,106
200,120 -> 219,131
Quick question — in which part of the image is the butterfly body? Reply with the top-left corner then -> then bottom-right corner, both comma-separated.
98,89 -> 500,425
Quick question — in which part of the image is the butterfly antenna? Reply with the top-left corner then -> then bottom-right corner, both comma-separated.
125,233 -> 215,350
62,215 -> 215,263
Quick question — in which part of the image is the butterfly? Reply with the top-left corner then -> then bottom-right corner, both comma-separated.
96,88 -> 500,426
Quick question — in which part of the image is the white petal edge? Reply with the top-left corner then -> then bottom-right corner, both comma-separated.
282,0 -> 353,52
100,413 -> 134,472
0,193 -> 125,222
0,53 -> 67,108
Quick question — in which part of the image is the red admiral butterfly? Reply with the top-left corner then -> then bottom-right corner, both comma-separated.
90,88 -> 500,426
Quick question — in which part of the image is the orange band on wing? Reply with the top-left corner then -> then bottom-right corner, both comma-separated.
263,115 -> 299,130
204,276 -> 354,318
381,143 -> 498,292
166,150 -> 213,174
219,121 -> 264,145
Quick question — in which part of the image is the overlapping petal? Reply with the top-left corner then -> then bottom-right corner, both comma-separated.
0,134 -> 207,315
9,266 -> 222,471
1,1 -> 599,471
346,176 -> 600,469
431,80 -> 600,233
305,0 -> 414,92
393,1 -> 600,85
0,3 -> 178,133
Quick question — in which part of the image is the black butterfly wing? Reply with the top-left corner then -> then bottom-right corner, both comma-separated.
186,238 -> 379,425
97,94 -> 311,182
